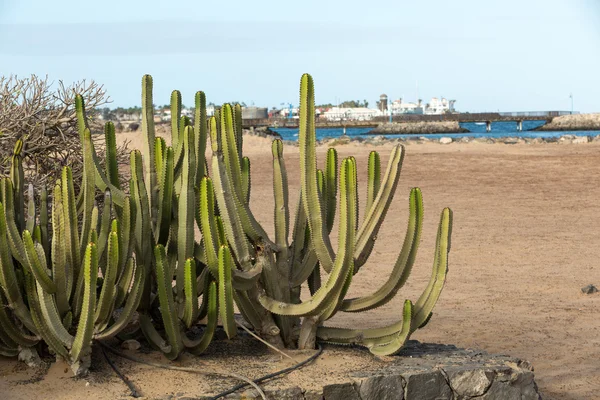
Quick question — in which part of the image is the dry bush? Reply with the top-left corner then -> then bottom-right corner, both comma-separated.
0,75 -> 129,191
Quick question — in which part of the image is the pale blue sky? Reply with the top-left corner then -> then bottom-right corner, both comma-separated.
1,0 -> 599,112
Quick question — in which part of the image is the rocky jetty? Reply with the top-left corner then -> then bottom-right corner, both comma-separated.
244,126 -> 282,138
534,113 -> 600,131
367,121 -> 469,135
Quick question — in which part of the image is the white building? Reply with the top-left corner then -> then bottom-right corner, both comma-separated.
424,97 -> 456,115
322,107 -> 383,121
388,97 -> 456,116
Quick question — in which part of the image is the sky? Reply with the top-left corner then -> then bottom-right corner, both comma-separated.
0,0 -> 599,112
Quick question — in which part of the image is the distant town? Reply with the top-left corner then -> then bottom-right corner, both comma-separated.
97,94 -> 457,124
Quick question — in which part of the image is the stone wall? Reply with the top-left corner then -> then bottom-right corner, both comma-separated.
535,113 -> 600,131
224,341 -> 541,400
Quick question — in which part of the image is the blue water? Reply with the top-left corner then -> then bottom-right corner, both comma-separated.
271,120 -> 600,142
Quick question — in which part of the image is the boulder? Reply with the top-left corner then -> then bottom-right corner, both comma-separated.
439,137 -> 453,144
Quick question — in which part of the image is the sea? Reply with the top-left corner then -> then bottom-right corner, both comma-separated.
271,121 -> 600,142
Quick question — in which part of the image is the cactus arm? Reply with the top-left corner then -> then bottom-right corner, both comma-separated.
209,124 -> 253,270
325,148 -> 338,233
25,184 -> 35,234
79,129 -> 97,264
182,258 -> 199,328
139,313 -> 171,353
233,290 -> 262,330
156,147 -> 174,244
218,106 -> 273,245
70,243 -> 98,368
218,246 -> 237,339
367,300 -> 413,356
298,74 -> 335,273
130,151 -> 154,298
140,75 -> 158,225
154,245 -> 183,360
241,156 -> 251,205
317,299 -> 411,344
234,103 -> 244,158
75,95 -> 126,208
94,232 -> 119,326
0,297 -> 39,347
23,230 -> 56,293
25,272 -> 69,359
197,177 -> 220,277
366,151 -> 381,215
114,257 -> 135,309
0,344 -> 19,357
39,185 -> 50,262
104,122 -> 121,190
259,157 -> 356,317
354,145 -> 405,270
194,91 -> 207,187
96,191 -> 112,259
119,197 -> 136,273
0,203 -> 37,332
290,248 -> 318,287
289,195 -> 308,283
61,167 -> 80,293
171,90 -> 182,154
1,179 -> 27,265
176,126 -> 196,300
95,260 -> 144,340
35,279 -> 74,348
10,140 -> 25,232
340,187 -> 423,312
411,208 -> 452,331
221,104 -> 244,193
272,139 -> 290,274
183,280 -> 217,355
49,183 -> 69,316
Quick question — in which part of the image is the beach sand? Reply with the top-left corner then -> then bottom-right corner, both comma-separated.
1,133 -> 599,399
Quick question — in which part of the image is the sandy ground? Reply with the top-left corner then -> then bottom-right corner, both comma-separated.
1,132 -> 600,399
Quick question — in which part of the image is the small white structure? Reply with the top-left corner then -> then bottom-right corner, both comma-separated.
322,107 -> 383,121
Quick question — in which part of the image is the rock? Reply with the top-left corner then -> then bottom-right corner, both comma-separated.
480,371 -> 540,400
121,339 -> 141,350
581,284 -> 598,294
242,386 -> 304,400
355,374 -> 404,400
459,137 -> 470,143
572,136 -> 590,144
439,137 -> 453,144
322,382 -> 360,400
447,368 -> 494,397
18,348 -> 41,368
404,371 -> 452,400
303,390 -> 324,400
267,387 -> 303,399
503,137 -> 519,145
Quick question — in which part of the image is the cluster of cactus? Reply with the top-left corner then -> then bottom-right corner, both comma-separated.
0,133 -> 143,374
0,73 -> 452,375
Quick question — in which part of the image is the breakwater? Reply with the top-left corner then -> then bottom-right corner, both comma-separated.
366,121 -> 469,135
534,113 -> 600,131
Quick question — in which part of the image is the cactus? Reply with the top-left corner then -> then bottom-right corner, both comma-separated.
110,73 -> 450,355
0,130 -> 144,375
0,73 -> 453,371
